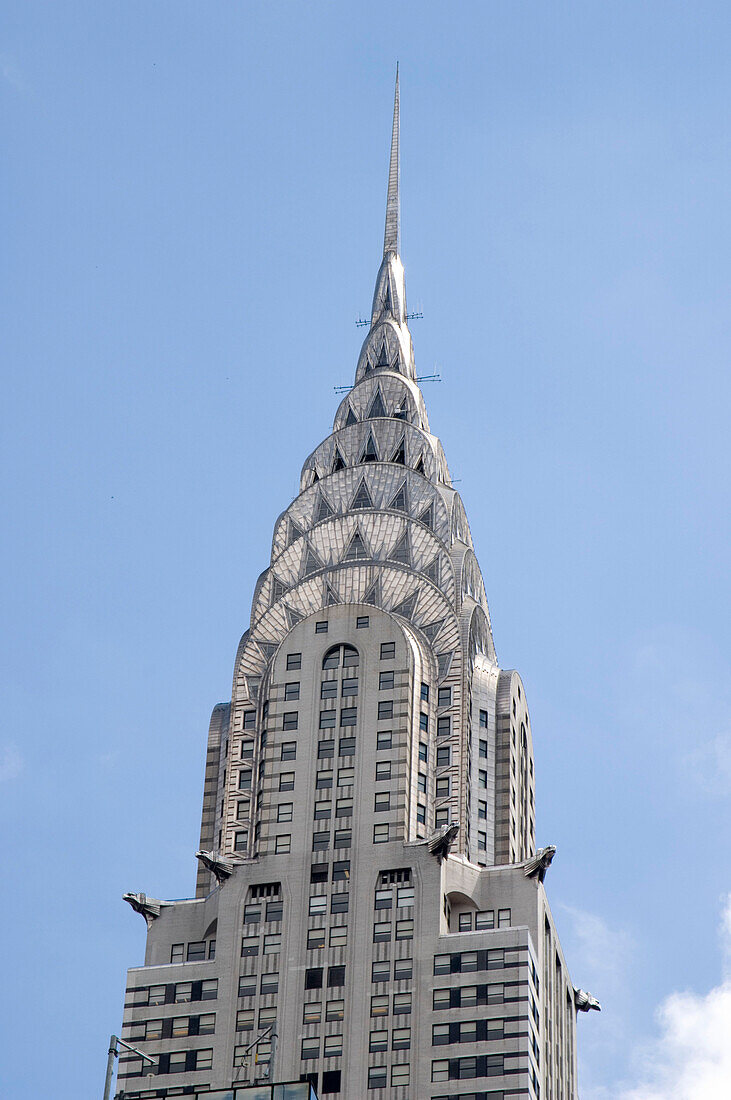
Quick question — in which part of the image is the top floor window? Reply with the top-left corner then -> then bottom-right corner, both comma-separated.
322,644 -> 359,670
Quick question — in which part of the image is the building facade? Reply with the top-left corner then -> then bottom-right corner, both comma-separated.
117,74 -> 598,1100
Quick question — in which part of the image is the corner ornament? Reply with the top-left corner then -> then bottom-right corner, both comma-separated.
523,845 -> 557,883
195,849 -> 237,885
122,892 -> 168,928
574,988 -> 602,1012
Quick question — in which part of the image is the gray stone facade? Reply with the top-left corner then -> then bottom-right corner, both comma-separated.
117,72 -> 594,1100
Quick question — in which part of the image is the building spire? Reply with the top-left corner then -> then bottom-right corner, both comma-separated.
383,64 -> 400,257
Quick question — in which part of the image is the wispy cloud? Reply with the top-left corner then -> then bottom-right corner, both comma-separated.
0,743 -> 23,782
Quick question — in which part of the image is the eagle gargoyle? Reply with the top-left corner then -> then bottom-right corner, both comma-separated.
122,892 -> 169,928
523,845 -> 557,883
574,988 -> 601,1012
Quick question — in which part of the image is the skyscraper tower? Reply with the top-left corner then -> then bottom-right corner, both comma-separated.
117,73 -> 598,1100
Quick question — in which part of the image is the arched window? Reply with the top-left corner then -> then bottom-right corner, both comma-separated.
322,644 -> 359,670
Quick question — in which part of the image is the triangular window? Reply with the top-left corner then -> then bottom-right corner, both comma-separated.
367,389 -> 387,419
286,518 -> 304,546
391,590 -> 419,620
302,545 -> 324,578
381,282 -> 392,315
437,652 -> 454,679
414,453 -> 425,475
360,433 -> 378,463
345,406 -> 358,426
325,581 -> 341,606
388,531 -> 411,566
343,528 -> 369,561
421,619 -> 445,642
258,641 -> 277,659
388,483 -> 408,512
285,605 -> 303,628
363,577 -> 381,606
351,479 -> 373,510
311,470 -> 319,483
422,555 -> 440,585
332,447 -> 346,473
315,494 -> 334,522
270,577 -> 286,605
391,437 -> 406,465
375,340 -> 391,368
418,503 -> 434,530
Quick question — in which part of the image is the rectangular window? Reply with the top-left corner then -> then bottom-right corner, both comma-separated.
419,712 -> 429,732
323,1033 -> 343,1056
479,769 -> 487,788
305,967 -> 323,989
368,1066 -> 387,1088
263,936 -> 280,955
330,892 -> 349,913
260,971 -> 279,994
282,711 -> 298,730
356,615 -> 369,628
310,863 -> 328,883
341,677 -> 358,697
393,958 -> 412,981
478,799 -> 487,820
329,925 -> 347,947
314,799 -> 332,819
243,903 -> 261,924
315,621 -> 328,633
498,908 -> 511,928
432,988 -> 450,1010
320,710 -> 336,729
436,746 -> 450,766
333,829 -> 351,849
375,761 -> 391,780
438,686 -> 452,707
393,992 -> 412,1014
392,1028 -> 411,1050
238,975 -> 257,997
378,701 -> 393,720
259,1006 -> 277,1027
237,798 -> 250,820
303,1001 -> 321,1023
437,715 -> 451,737
309,894 -> 327,916
432,1022 -> 450,1045
241,937 -> 259,958
479,709 -> 488,728
479,738 -> 488,758
286,653 -> 302,671
380,642 -> 395,659
307,928 -> 325,949
433,954 -> 450,975
280,742 -> 297,760
339,710 -> 357,728
239,739 -> 254,761
321,679 -> 337,699
332,860 -> 350,880
327,965 -> 345,987
373,919 -> 391,942
371,994 -> 389,1016
376,730 -> 392,750
421,681 -> 430,701
301,1036 -> 319,1059
417,803 -> 426,824
277,803 -> 293,823
432,1059 -> 449,1082
379,671 -> 395,689
374,888 -> 392,910
475,909 -> 494,930
373,824 -> 389,844
274,835 -> 291,854
236,1008 -> 254,1030
459,911 -> 473,931
312,831 -> 330,851
337,767 -> 354,786
418,773 -> 427,793
395,918 -> 414,940
322,1070 -> 342,1092
284,681 -> 300,700
316,769 -> 333,788
478,831 -> 487,851
170,943 -> 184,963
369,1029 -> 388,1052
436,776 -> 450,797
335,798 -> 352,818
372,959 -> 390,981
187,940 -> 206,962
392,1063 -> 410,1086
396,886 -> 414,907
200,979 -> 217,1000
338,737 -> 356,755
243,709 -> 256,729
419,742 -> 429,763
238,769 -> 252,790
374,792 -> 390,812
318,739 -> 335,757
462,951 -> 478,972
279,772 -> 295,791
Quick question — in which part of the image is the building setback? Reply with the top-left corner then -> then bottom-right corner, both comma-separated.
117,72 -> 599,1100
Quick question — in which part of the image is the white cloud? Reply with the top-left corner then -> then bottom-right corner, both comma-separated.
0,743 -> 23,782
606,895 -> 731,1100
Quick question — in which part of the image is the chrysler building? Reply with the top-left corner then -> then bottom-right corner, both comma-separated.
116,72 -> 598,1100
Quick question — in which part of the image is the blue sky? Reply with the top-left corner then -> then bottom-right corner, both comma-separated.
2,3 -> 731,1097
